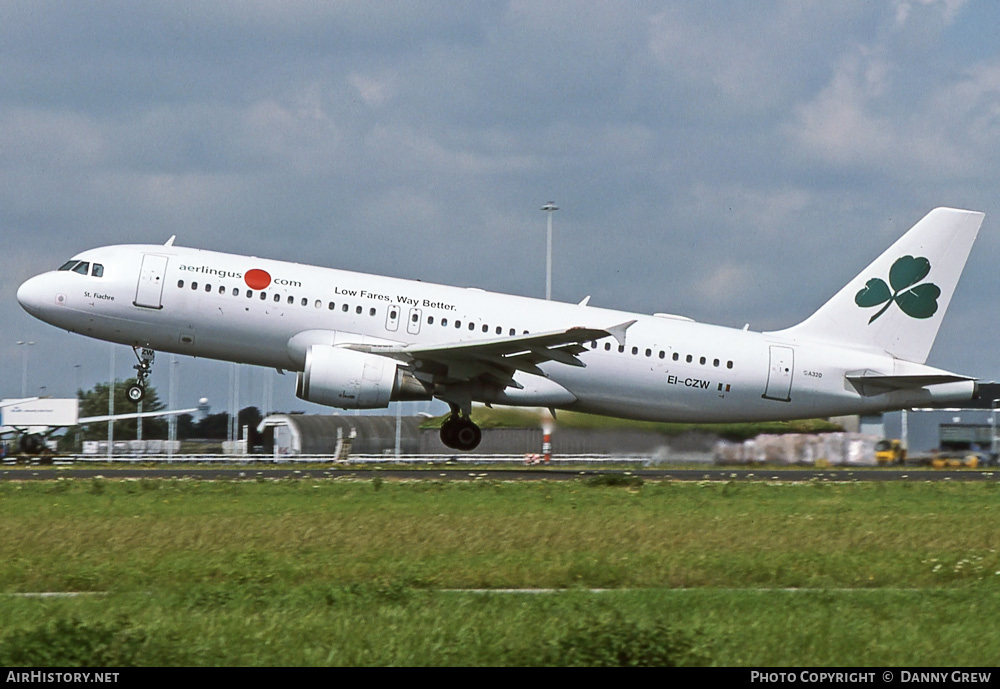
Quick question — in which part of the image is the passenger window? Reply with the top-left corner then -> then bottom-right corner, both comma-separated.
206,284 -> 212,292
328,302 -> 335,310
178,280 -> 185,288
260,292 -> 267,300
441,318 -> 448,326
218,285 -> 225,294
355,306 -> 362,314
91,264 -> 104,277
372,308 -> 378,317
274,294 -> 280,302
427,315 -> 434,325
302,298 -> 308,307
468,322 -> 475,331
192,282 -> 198,290
342,304 -> 348,312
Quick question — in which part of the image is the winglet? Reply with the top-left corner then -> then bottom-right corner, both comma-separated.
606,320 -> 636,346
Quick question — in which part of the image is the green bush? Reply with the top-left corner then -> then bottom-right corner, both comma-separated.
516,613 -> 705,667
0,617 -> 148,667
585,473 -> 644,488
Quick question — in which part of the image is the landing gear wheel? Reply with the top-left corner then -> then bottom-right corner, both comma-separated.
453,420 -> 482,451
19,434 -> 44,455
439,415 -> 482,451
126,384 -> 146,403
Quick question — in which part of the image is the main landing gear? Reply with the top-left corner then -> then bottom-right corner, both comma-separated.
439,405 -> 482,451
126,347 -> 155,404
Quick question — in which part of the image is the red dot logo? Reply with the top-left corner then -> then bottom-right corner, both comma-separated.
245,269 -> 271,290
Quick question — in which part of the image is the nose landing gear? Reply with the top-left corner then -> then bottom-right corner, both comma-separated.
126,347 -> 155,404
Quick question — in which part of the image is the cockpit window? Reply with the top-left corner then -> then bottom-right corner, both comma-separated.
57,259 -> 103,277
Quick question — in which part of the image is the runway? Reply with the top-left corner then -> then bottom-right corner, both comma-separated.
2,466 -> 998,482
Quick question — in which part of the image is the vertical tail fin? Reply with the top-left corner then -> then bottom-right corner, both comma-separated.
775,207 -> 984,364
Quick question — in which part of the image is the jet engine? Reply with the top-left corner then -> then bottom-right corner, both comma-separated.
295,345 -> 431,409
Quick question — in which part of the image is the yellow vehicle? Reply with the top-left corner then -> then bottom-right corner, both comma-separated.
930,453 -> 980,469
875,439 -> 906,465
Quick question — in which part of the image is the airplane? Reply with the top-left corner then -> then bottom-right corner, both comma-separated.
1,397 -> 196,454
16,207 -> 986,451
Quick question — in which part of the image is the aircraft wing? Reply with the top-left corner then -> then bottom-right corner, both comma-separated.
78,408 -> 198,424
346,320 -> 636,387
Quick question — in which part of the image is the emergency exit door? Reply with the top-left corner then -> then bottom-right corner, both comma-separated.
762,345 -> 794,402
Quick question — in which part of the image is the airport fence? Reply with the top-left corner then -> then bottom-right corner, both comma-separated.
29,453 -> 682,466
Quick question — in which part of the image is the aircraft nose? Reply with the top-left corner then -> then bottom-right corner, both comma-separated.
16,275 -> 48,317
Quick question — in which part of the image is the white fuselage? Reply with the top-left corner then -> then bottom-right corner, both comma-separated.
16,243 -> 975,423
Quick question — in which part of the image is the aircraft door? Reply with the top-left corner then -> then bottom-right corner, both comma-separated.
406,307 -> 422,335
762,345 -> 794,402
134,254 -> 168,309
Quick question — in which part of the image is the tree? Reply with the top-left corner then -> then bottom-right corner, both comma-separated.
77,378 -> 167,440
185,406 -> 263,444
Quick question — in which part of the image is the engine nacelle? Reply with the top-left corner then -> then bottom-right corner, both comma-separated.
295,345 -> 431,409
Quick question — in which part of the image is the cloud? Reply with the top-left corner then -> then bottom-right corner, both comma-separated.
4,1 -> 1000,410
779,0 -> 1000,190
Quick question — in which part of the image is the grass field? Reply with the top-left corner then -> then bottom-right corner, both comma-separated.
1,476 -> 998,666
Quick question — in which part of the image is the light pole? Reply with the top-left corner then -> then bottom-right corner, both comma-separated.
108,344 -> 115,461
541,203 -> 558,300
16,341 -> 34,397
168,354 -> 178,460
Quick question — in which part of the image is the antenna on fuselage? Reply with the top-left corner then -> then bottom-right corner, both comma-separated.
164,235 -> 176,247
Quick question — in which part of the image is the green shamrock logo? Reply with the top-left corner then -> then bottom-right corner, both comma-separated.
854,256 -> 940,324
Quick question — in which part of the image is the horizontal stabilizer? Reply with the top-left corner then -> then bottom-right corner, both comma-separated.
846,372 -> 975,396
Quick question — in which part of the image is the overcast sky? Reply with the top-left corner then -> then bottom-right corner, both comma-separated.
3,1 -> 999,418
